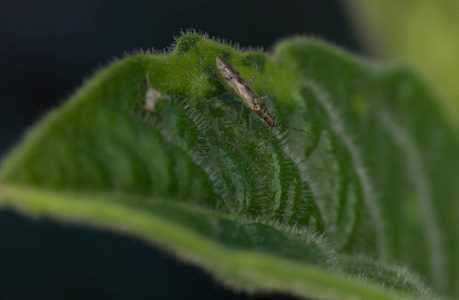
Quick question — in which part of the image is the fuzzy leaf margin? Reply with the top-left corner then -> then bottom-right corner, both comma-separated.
1,33 -> 458,299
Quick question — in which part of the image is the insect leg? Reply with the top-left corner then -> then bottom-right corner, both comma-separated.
246,58 -> 258,85
248,112 -> 253,135
231,112 -> 253,153
236,104 -> 245,123
211,104 -> 245,133
260,125 -> 273,147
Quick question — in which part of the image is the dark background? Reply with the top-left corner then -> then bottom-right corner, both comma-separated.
0,1 -> 364,299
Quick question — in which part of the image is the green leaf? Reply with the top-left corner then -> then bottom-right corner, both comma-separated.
1,33 -> 458,300
344,0 -> 459,132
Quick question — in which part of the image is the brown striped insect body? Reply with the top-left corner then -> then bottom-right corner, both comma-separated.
189,48 -> 309,148
215,55 -> 309,137
215,55 -> 277,128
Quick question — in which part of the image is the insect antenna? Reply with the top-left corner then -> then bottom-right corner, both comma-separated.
187,62 -> 220,83
277,124 -> 310,135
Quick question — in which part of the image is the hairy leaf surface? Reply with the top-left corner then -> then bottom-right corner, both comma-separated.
1,34 -> 458,300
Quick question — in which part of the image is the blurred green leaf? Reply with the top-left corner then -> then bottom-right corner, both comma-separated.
1,33 -> 458,299
345,0 -> 459,132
